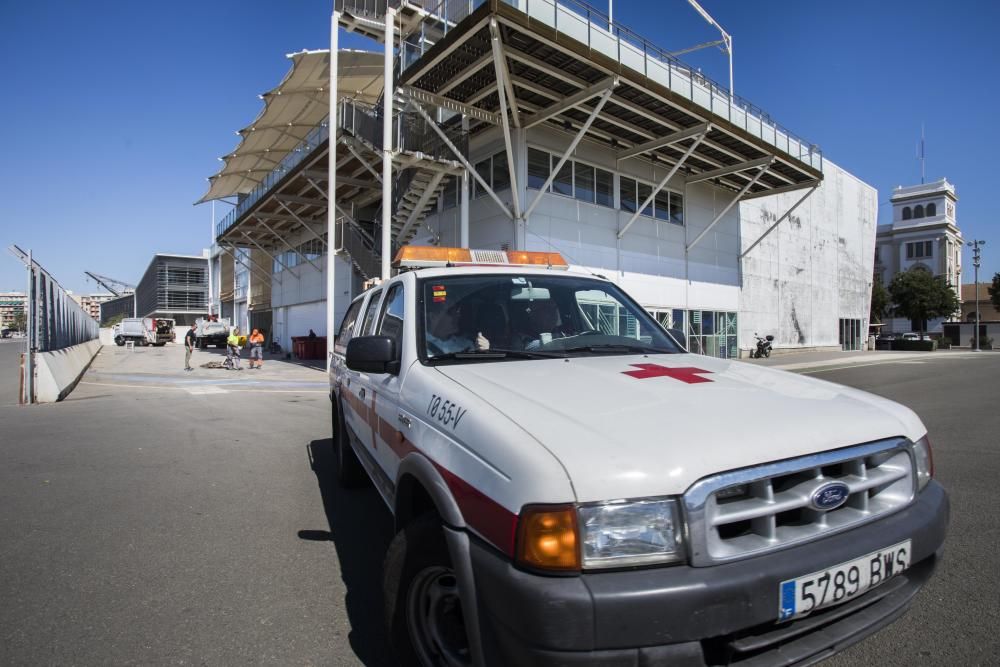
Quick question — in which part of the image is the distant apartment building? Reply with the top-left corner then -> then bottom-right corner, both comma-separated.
875,178 -> 962,333
0,291 -> 26,330
69,293 -> 116,321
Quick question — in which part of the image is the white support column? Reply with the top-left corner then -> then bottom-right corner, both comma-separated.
686,158 -> 774,253
460,168 -> 470,247
381,7 -> 396,280
207,201 -> 215,316
522,85 -> 616,222
327,10 -> 339,370
617,131 -> 707,239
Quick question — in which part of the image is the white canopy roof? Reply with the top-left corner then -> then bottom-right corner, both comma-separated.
198,49 -> 383,203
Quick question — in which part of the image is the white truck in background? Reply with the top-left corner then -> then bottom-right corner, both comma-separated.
194,317 -> 231,349
113,317 -> 174,347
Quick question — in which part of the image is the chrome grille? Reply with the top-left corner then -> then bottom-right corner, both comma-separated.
683,438 -> 915,566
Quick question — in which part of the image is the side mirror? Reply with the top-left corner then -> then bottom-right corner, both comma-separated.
346,336 -> 399,374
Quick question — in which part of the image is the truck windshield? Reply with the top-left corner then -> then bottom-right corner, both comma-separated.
419,274 -> 682,362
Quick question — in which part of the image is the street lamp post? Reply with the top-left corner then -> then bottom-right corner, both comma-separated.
967,239 -> 985,351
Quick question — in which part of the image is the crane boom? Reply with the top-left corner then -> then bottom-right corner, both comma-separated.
84,271 -> 136,297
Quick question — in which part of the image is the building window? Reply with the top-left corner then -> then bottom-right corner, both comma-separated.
620,176 -> 637,213
596,169 -> 613,207
906,241 -> 933,260
902,206 -> 912,220
618,177 -> 684,225
552,159 -> 573,196
574,161 -> 594,203
492,151 -> 510,193
527,148 -> 549,190
469,150 -> 512,199
913,204 -> 924,218
526,147 -> 615,209
926,202 -> 936,216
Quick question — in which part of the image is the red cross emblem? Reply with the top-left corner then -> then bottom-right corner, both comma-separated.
622,363 -> 713,384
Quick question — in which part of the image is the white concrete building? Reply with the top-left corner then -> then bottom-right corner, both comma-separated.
199,1 -> 877,358
875,179 -> 962,334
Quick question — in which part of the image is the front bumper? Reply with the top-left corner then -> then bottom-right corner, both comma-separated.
471,480 -> 948,666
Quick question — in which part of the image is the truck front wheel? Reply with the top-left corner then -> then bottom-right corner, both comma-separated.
115,336 -> 124,346
384,514 -> 472,667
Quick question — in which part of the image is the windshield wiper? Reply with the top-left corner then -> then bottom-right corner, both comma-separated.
561,344 -> 675,355
427,348 -> 565,362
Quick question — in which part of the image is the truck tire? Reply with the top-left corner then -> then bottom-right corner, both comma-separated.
333,397 -> 365,487
384,513 -> 471,667
115,336 -> 124,346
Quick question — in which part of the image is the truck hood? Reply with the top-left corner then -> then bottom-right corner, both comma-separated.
435,354 -> 925,501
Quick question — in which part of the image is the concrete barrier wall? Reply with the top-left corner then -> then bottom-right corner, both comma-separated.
33,339 -> 102,403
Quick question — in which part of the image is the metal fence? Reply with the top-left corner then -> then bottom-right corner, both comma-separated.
8,245 -> 100,404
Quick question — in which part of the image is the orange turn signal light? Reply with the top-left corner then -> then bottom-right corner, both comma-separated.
516,505 -> 580,571
393,246 -> 473,267
505,250 -> 568,268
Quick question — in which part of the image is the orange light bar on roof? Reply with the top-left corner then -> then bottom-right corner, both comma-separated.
393,246 -> 472,268
394,245 -> 569,270
506,250 -> 568,268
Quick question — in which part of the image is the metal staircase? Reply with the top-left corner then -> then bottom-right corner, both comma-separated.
336,219 -> 382,281
329,1 -> 471,280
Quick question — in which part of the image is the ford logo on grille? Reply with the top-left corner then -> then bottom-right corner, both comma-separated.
811,482 -> 850,511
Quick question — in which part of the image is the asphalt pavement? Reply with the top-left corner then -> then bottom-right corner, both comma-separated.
0,345 -> 997,665
0,338 -> 25,406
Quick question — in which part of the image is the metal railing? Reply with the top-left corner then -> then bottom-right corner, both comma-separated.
216,118 -> 331,238
398,0 -> 822,170
216,99 -> 467,240
7,246 -> 101,404
336,219 -> 382,280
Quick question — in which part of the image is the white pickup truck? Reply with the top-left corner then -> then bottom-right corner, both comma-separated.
328,246 -> 948,667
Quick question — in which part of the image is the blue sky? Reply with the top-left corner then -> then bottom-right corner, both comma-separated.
1,0 -> 998,294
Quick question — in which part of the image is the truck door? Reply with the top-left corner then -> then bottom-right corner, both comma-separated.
341,289 -> 382,469
369,282 -> 408,481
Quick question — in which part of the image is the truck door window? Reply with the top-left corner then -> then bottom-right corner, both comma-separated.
359,290 -> 383,336
336,299 -> 364,352
376,284 -> 405,359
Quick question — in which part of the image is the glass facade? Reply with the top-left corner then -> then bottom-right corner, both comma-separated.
650,308 -> 738,358
840,318 -> 863,351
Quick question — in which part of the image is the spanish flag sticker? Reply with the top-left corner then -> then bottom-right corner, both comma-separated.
432,284 -> 447,302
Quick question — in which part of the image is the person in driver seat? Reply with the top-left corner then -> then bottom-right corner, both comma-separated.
425,300 -> 490,356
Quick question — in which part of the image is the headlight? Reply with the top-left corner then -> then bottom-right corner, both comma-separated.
578,498 -> 683,568
912,436 -> 933,491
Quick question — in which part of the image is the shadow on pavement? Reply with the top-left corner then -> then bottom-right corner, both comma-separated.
305,438 -> 395,666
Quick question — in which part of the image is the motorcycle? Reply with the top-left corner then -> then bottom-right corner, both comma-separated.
751,333 -> 774,359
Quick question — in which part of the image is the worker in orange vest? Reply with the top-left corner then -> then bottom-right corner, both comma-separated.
249,329 -> 266,369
